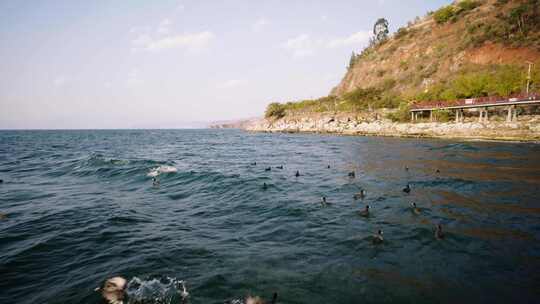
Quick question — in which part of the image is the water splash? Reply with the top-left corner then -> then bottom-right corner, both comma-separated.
126,276 -> 188,304
147,165 -> 178,177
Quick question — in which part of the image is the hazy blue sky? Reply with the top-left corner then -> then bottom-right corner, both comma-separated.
0,0 -> 451,129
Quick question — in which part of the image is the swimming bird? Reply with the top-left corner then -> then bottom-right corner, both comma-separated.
265,167 -> 271,171
372,229 -> 384,244
96,276 -> 127,304
405,166 -> 409,171
327,165 -> 331,169
354,189 -> 366,200
276,165 -> 283,169
152,177 -> 160,186
436,169 -> 440,173
435,224 -> 445,239
251,162 -> 257,166
411,202 -> 421,215
246,296 -> 265,304
321,196 -> 328,206
359,205 -> 370,217
348,171 -> 356,178
295,170 -> 300,177
0,179 -> 3,183
245,293 -> 278,304
403,184 -> 411,193
263,183 -> 268,190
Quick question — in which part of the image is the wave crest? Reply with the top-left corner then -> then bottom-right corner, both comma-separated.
147,165 -> 178,177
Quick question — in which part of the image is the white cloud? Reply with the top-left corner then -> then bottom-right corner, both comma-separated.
157,18 -> 172,35
281,34 -> 319,57
53,76 -> 68,87
326,31 -> 371,48
132,31 -> 215,52
252,18 -> 269,32
126,69 -> 143,87
321,15 -> 328,22
217,79 -> 247,89
282,31 -> 371,57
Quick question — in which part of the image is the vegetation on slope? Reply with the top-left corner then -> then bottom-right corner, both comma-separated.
265,0 -> 540,122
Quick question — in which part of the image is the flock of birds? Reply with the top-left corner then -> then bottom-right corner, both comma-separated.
0,162 -> 447,304
256,163 -> 445,244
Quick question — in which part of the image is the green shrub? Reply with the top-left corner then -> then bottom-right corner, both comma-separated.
343,87 -> 383,111
434,6 -> 455,24
386,102 -> 411,122
486,65 -> 524,96
377,93 -> 403,109
265,102 -> 286,119
399,60 -> 409,71
433,109 -> 452,122
457,0 -> 480,12
381,78 -> 397,90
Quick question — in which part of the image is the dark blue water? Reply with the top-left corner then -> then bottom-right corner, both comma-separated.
1,130 -> 540,304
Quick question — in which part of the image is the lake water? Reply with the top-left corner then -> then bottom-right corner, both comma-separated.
1,129 -> 539,304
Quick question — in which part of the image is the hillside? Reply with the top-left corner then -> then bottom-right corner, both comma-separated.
264,0 -> 540,122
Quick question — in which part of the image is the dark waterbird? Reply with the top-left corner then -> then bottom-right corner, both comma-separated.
348,171 -> 355,178
372,229 -> 384,244
354,189 -> 366,200
276,165 -> 283,169
359,205 -> 370,217
263,183 -> 268,190
0,179 -> 3,183
321,196 -> 329,206
152,177 -> 160,186
295,170 -> 300,177
436,169 -> 440,173
403,184 -> 411,193
327,165 -> 330,169
251,162 -> 257,166
435,224 -> 445,240
265,167 -> 271,171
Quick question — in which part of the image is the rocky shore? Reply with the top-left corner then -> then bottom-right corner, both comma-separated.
243,113 -> 540,142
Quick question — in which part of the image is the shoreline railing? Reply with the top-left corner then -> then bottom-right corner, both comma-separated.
410,93 -> 540,111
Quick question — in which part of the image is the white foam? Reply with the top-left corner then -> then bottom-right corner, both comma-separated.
147,165 -> 178,177
126,276 -> 187,304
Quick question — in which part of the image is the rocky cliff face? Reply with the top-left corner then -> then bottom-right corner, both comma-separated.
331,0 -> 540,96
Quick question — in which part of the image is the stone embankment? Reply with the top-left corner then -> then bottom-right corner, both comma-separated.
244,113 -> 540,141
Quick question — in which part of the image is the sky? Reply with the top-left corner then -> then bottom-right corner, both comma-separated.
0,0 -> 451,129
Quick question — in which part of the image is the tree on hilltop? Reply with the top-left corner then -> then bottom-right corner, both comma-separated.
373,18 -> 389,43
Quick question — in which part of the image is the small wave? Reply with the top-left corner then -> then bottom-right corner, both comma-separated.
126,276 -> 188,304
147,165 -> 178,177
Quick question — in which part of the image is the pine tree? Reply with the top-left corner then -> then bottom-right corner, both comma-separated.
348,51 -> 357,69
